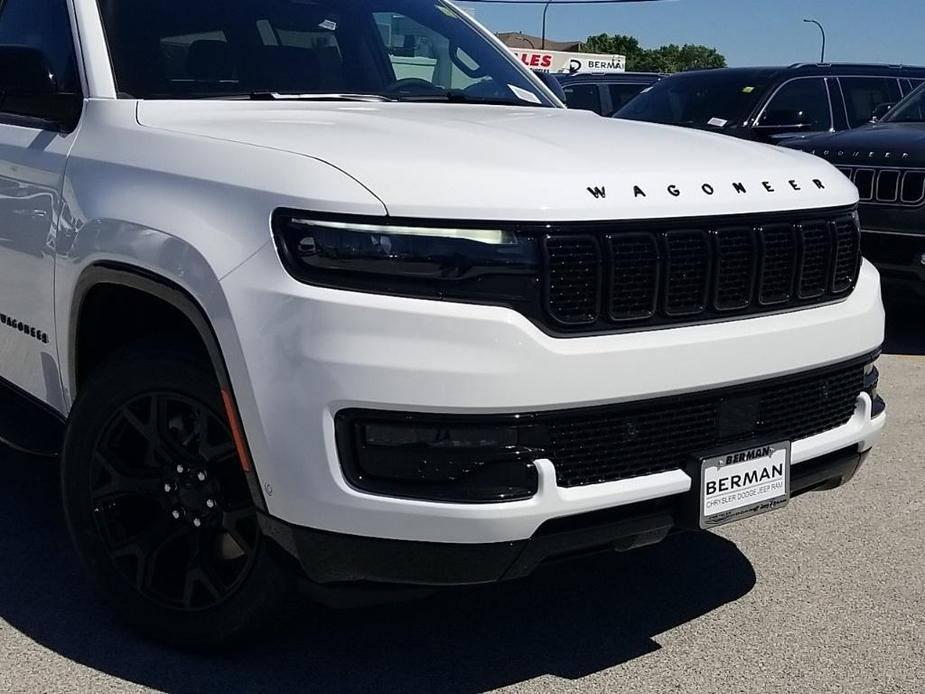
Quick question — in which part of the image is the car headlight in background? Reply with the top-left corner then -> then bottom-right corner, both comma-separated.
273,211 -> 541,304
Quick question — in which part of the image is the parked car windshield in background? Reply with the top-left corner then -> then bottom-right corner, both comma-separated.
96,0 -> 554,106
883,84 -> 925,122
615,69 -> 772,127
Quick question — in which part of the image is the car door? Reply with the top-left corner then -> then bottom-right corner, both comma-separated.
0,0 -> 82,409
752,77 -> 833,143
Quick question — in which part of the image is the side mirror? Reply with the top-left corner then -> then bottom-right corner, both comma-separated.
0,45 -> 57,95
870,102 -> 895,122
532,70 -> 567,102
758,108 -> 813,129
0,45 -> 80,130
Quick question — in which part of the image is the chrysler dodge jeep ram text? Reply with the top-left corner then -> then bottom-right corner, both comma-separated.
0,0 -> 885,646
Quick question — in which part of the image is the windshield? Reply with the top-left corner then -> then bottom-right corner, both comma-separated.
615,70 -> 772,128
883,83 -> 925,123
96,0 -> 553,106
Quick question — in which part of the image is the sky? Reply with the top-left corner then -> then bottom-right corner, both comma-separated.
466,0 -> 924,67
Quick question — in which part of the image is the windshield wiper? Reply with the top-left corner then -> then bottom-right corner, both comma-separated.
248,91 -> 396,102
193,92 -> 396,102
395,90 -> 538,107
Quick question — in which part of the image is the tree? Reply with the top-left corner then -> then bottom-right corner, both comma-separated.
582,34 -> 726,73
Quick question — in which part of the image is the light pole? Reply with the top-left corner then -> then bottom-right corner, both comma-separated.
803,18 -> 826,63
541,1 -> 552,49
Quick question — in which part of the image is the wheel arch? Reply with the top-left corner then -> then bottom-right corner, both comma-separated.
68,262 -> 267,510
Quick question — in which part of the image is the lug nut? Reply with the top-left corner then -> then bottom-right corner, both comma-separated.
206,499 -> 216,509
197,471 -> 207,482
176,464 -> 185,474
171,509 -> 181,520
163,482 -> 173,493
192,517 -> 202,528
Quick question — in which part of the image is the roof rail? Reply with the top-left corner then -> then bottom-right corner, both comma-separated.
788,62 -> 914,70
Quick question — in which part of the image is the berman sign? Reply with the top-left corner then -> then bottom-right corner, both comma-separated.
509,48 -> 626,74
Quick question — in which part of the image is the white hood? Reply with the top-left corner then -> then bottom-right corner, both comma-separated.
137,101 -> 858,221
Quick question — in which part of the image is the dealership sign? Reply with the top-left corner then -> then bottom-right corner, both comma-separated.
510,49 -> 626,74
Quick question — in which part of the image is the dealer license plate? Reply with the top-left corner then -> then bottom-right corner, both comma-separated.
699,441 -> 790,529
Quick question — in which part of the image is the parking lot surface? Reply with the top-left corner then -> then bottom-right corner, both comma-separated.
1,309 -> 922,694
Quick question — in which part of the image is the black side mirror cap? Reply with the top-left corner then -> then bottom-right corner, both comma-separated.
870,102 -> 895,122
531,70 -> 567,103
0,45 -> 81,131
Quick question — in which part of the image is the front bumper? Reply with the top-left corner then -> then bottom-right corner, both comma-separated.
220,244 -> 885,544
261,444 -> 876,586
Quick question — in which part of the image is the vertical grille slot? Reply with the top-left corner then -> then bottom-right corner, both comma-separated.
757,224 -> 797,305
606,233 -> 660,321
662,230 -> 710,317
832,217 -> 861,294
901,171 -> 925,205
542,235 -> 602,325
876,170 -> 901,202
712,227 -> 755,311
797,221 -> 831,299
853,169 -> 875,200
837,167 -> 854,179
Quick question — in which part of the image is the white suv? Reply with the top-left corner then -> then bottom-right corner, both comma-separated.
0,0 -> 884,646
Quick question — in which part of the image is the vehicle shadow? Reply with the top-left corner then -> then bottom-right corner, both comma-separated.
0,449 -> 756,694
883,301 -> 925,356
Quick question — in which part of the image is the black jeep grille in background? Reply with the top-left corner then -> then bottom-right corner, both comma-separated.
541,210 -> 860,333
546,361 -> 865,488
837,166 -> 925,206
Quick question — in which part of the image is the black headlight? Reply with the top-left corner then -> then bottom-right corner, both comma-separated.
273,211 -> 540,304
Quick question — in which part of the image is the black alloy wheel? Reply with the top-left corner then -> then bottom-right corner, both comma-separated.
62,348 -> 295,647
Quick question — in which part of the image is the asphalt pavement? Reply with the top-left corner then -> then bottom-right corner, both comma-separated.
0,306 -> 922,694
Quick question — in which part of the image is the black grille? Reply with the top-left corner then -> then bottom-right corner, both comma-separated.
541,210 -> 859,334
546,361 -> 865,488
797,222 -> 831,299
832,218 -> 861,294
664,231 -> 710,316
543,235 -> 601,324
713,228 -> 754,311
607,233 -> 659,320
838,166 -> 925,207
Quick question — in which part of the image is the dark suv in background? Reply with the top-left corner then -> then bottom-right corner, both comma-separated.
783,84 -> 925,303
616,63 -> 925,143
556,72 -> 662,117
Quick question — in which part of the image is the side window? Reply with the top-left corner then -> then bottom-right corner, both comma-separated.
840,77 -> 903,127
564,84 -> 602,115
607,83 -> 647,114
760,78 -> 831,130
0,0 -> 79,93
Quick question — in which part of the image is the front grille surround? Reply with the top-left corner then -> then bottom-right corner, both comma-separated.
541,208 -> 860,334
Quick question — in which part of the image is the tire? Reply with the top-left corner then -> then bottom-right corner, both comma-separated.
61,348 -> 296,648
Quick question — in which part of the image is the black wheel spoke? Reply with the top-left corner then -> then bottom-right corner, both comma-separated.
90,389 -> 260,611
183,559 -> 223,608
91,453 -> 165,503
221,508 -> 257,555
